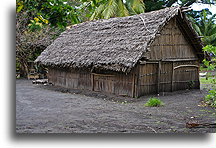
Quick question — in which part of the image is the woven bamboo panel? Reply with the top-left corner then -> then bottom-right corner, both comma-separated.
48,67 -> 135,97
48,68 -> 92,90
138,63 -> 158,96
137,60 -> 199,96
93,72 -> 134,97
173,61 -> 199,90
149,18 -> 197,60
160,62 -> 172,92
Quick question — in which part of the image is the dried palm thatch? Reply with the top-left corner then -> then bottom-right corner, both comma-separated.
35,7 -> 203,73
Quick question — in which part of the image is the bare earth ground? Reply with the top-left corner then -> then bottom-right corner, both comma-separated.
16,79 -> 215,133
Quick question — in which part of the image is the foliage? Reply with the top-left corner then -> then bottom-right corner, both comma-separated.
144,0 -> 165,12
28,16 -> 48,32
188,80 -> 195,89
16,27 -> 62,77
188,9 -> 216,46
144,0 -> 215,12
144,97 -> 164,107
16,0 -> 83,77
200,77 -> 214,84
16,9 -> 62,77
202,45 -> 216,108
17,0 -> 81,29
205,90 -> 216,107
203,45 -> 216,56
203,45 -> 216,68
82,0 -> 145,20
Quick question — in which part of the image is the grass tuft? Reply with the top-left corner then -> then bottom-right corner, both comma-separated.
144,97 -> 164,107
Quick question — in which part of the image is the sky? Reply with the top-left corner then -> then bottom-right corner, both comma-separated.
191,3 -> 216,14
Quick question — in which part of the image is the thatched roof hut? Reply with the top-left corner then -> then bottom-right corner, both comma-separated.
36,7 -> 204,97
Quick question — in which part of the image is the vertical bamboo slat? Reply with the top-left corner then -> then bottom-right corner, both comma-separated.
91,74 -> 94,91
171,61 -> 174,92
132,74 -> 135,97
157,61 -> 161,94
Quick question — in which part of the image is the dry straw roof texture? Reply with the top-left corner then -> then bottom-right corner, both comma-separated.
35,7 -> 201,73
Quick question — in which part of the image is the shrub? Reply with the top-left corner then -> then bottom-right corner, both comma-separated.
204,90 -> 216,108
144,97 -> 164,107
202,45 -> 216,108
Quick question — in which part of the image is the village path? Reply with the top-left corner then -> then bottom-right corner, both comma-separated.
16,79 -> 215,133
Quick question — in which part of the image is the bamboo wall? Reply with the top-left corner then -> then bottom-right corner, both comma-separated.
159,62 -> 172,92
172,61 -> 199,91
158,61 -> 199,92
137,61 -> 199,96
149,18 -> 197,60
48,68 -> 92,90
93,72 -> 134,96
138,63 -> 158,96
136,18 -> 200,96
48,68 -> 135,97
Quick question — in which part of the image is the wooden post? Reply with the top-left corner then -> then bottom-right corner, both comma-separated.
91,73 -> 94,91
134,65 -> 140,98
171,61 -> 174,92
197,62 -> 200,89
132,73 -> 135,98
157,61 -> 161,94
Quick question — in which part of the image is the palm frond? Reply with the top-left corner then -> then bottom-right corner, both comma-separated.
102,0 -> 118,19
207,33 -> 216,46
90,4 -> 106,20
192,23 -> 202,36
131,0 -> 145,14
90,0 -> 145,20
125,0 -> 145,15
116,0 -> 129,17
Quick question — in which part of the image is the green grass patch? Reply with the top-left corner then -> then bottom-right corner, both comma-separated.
200,66 -> 208,72
144,97 -> 164,107
200,77 -> 214,84
204,90 -> 216,108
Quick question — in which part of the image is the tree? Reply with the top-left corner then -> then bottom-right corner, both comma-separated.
16,11 -> 62,77
16,0 -> 76,77
203,45 -> 216,108
17,0 -> 81,28
144,0 -> 216,12
144,0 -> 197,12
80,0 -> 145,20
188,9 -> 216,46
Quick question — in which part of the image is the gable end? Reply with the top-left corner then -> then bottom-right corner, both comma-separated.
147,18 -> 199,61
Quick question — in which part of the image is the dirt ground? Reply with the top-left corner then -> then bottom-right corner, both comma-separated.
16,79 -> 215,133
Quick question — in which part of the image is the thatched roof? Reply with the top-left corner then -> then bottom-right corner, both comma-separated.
35,7 -> 203,73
